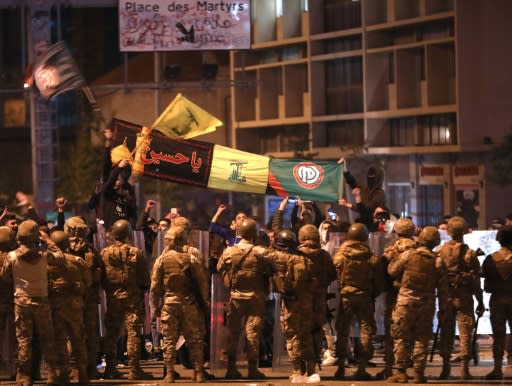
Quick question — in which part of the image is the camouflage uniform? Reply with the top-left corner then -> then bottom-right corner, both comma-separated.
0,226 -> 16,377
48,231 -> 91,385
217,219 -> 273,379
64,216 -> 104,379
481,225 -> 512,380
387,226 -> 449,383
437,216 -> 484,380
0,220 -> 63,386
333,223 -> 384,380
297,224 -> 336,376
150,226 -> 209,383
101,220 -> 152,380
270,229 -> 314,381
377,218 -> 417,379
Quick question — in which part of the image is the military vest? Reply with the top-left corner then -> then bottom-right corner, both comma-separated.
400,247 -> 437,297
11,250 -> 48,298
102,243 -> 141,298
439,241 -> 473,289
0,251 -> 13,304
160,249 -> 195,300
340,249 -> 373,293
485,248 -> 512,294
225,245 -> 268,294
48,253 -> 84,297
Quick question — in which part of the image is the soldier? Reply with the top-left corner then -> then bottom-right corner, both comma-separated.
64,216 -> 103,379
0,226 -> 17,379
333,223 -> 384,380
0,219 -> 63,386
270,229 -> 315,383
297,224 -> 336,379
387,226 -> 449,383
217,218 -> 273,379
376,218 -> 418,380
101,219 -> 152,380
48,231 -> 91,385
437,216 -> 485,380
481,225 -> 512,380
150,225 -> 210,383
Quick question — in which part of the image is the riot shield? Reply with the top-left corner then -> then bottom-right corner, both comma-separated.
209,273 -> 231,377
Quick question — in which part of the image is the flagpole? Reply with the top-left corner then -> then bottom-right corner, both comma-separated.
82,85 -> 109,128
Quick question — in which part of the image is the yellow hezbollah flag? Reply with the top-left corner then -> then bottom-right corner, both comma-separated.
207,145 -> 269,194
152,93 -> 223,139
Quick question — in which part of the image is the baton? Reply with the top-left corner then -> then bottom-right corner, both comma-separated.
429,323 -> 440,362
472,313 -> 482,366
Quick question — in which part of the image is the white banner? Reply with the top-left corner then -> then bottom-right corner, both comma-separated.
119,0 -> 251,51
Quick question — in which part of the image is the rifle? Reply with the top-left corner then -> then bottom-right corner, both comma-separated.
472,313 -> 481,365
311,328 -> 323,372
429,323 -> 440,362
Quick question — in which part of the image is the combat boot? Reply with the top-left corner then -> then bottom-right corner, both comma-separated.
413,370 -> 427,383
387,371 -> 408,383
163,363 -> 175,383
247,360 -> 266,379
127,366 -> 154,380
354,368 -> 373,380
485,365 -> 503,380
17,375 -> 32,386
438,360 -> 450,379
194,367 -> 205,383
375,367 -> 393,380
333,363 -> 345,379
103,365 -> 123,379
224,358 -> 242,379
460,360 -> 472,380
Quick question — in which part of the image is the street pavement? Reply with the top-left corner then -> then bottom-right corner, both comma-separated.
2,339 -> 512,385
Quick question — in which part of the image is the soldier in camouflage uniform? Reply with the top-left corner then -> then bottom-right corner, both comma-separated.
217,218 -> 273,379
482,225 -> 512,380
376,218 -> 418,380
270,229 -> 315,382
64,216 -> 103,379
0,220 -> 63,386
48,231 -> 91,385
437,216 -> 484,380
0,226 -> 17,379
387,226 -> 449,383
333,223 -> 384,380
297,224 -> 336,379
150,225 -> 210,383
101,219 -> 152,380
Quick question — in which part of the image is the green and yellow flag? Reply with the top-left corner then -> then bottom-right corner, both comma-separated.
152,93 -> 223,139
207,145 -> 269,194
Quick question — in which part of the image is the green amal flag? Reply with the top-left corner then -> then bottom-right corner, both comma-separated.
267,159 -> 343,202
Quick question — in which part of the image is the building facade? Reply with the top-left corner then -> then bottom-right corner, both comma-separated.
0,0 -> 511,228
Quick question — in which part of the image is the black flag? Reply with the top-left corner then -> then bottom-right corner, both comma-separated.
33,41 -> 86,99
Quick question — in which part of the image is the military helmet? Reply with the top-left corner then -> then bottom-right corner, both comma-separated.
394,218 -> 415,237
111,219 -> 131,241
298,224 -> 320,243
17,219 -> 40,244
347,223 -> 369,242
418,226 -> 440,249
0,226 -> 14,251
164,226 -> 187,245
238,218 -> 257,240
50,230 -> 70,251
496,225 -> 512,248
275,229 -> 297,250
447,216 -> 468,237
173,216 -> 191,231
64,216 -> 89,238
